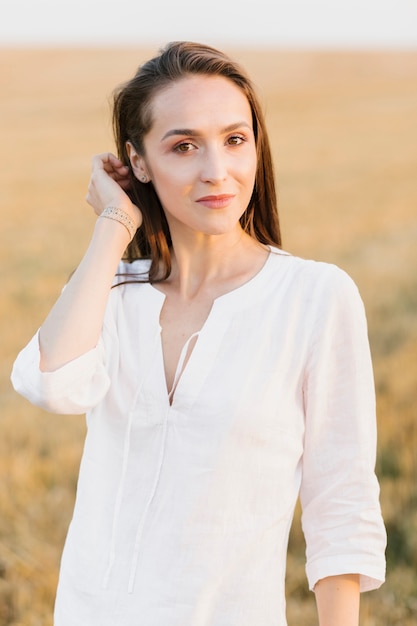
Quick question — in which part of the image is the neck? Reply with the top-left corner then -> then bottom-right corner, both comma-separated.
167,226 -> 268,300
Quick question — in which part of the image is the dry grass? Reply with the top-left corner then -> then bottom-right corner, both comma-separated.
1,47 -> 416,625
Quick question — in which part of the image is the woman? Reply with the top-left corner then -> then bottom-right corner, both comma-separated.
11,41 -> 386,625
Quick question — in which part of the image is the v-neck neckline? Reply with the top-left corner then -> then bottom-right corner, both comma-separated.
166,331 -> 200,406
142,248 -> 285,409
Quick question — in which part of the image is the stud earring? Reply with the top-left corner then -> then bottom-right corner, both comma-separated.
140,175 -> 148,183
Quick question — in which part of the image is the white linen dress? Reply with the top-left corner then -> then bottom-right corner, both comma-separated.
11,248 -> 386,626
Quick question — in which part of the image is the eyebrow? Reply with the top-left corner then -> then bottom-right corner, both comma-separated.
161,121 -> 252,142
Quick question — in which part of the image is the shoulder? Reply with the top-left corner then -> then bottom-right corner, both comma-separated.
266,247 -> 364,317
268,247 -> 358,293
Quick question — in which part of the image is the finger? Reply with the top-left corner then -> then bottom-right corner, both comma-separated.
111,167 -> 130,182
112,163 -> 130,176
92,152 -> 124,173
105,162 -> 130,180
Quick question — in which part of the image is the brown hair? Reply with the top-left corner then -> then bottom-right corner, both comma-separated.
112,41 -> 281,282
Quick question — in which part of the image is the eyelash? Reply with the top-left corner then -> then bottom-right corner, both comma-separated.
227,134 -> 247,146
173,134 -> 247,153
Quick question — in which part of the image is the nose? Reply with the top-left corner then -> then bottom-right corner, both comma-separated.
199,145 -> 227,184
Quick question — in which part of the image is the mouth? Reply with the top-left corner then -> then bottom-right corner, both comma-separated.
195,194 -> 235,210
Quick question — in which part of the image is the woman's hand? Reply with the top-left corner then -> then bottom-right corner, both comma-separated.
86,152 -> 143,228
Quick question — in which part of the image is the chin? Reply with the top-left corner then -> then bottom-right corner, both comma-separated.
198,224 -> 239,237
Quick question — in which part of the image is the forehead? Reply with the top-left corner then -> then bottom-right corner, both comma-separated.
149,75 -> 252,131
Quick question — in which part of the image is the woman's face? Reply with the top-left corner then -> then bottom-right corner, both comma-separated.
129,75 -> 257,241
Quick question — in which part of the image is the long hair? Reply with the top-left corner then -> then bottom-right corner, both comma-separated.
112,41 -> 281,282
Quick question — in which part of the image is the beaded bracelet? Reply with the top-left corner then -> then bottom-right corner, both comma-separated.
100,206 -> 137,241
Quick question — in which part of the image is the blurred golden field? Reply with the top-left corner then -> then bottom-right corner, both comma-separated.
1,47 -> 416,625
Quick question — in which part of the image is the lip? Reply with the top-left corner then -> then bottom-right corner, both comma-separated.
195,194 -> 235,209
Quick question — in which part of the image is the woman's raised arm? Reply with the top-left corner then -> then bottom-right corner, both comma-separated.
39,153 -> 142,372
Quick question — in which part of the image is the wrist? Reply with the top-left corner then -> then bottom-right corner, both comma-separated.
99,206 -> 140,242
93,211 -> 133,248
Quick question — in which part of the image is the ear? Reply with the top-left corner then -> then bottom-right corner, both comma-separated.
126,141 -> 151,183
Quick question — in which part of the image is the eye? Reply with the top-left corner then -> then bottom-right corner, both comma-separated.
173,141 -> 196,153
226,134 -> 246,146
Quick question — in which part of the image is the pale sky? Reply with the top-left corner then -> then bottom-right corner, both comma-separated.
1,0 -> 417,47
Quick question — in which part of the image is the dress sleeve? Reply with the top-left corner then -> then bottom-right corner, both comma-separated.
300,265 -> 386,592
10,331 -> 111,415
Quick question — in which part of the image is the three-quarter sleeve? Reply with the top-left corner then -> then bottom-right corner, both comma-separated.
300,266 -> 386,592
11,331 -> 111,414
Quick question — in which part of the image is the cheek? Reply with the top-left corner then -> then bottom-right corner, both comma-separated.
151,164 -> 194,202
241,160 -> 257,193
238,149 -> 257,181
149,174 -> 190,217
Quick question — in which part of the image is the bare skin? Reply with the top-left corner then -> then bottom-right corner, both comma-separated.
39,153 -> 140,372
315,574 -> 360,626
